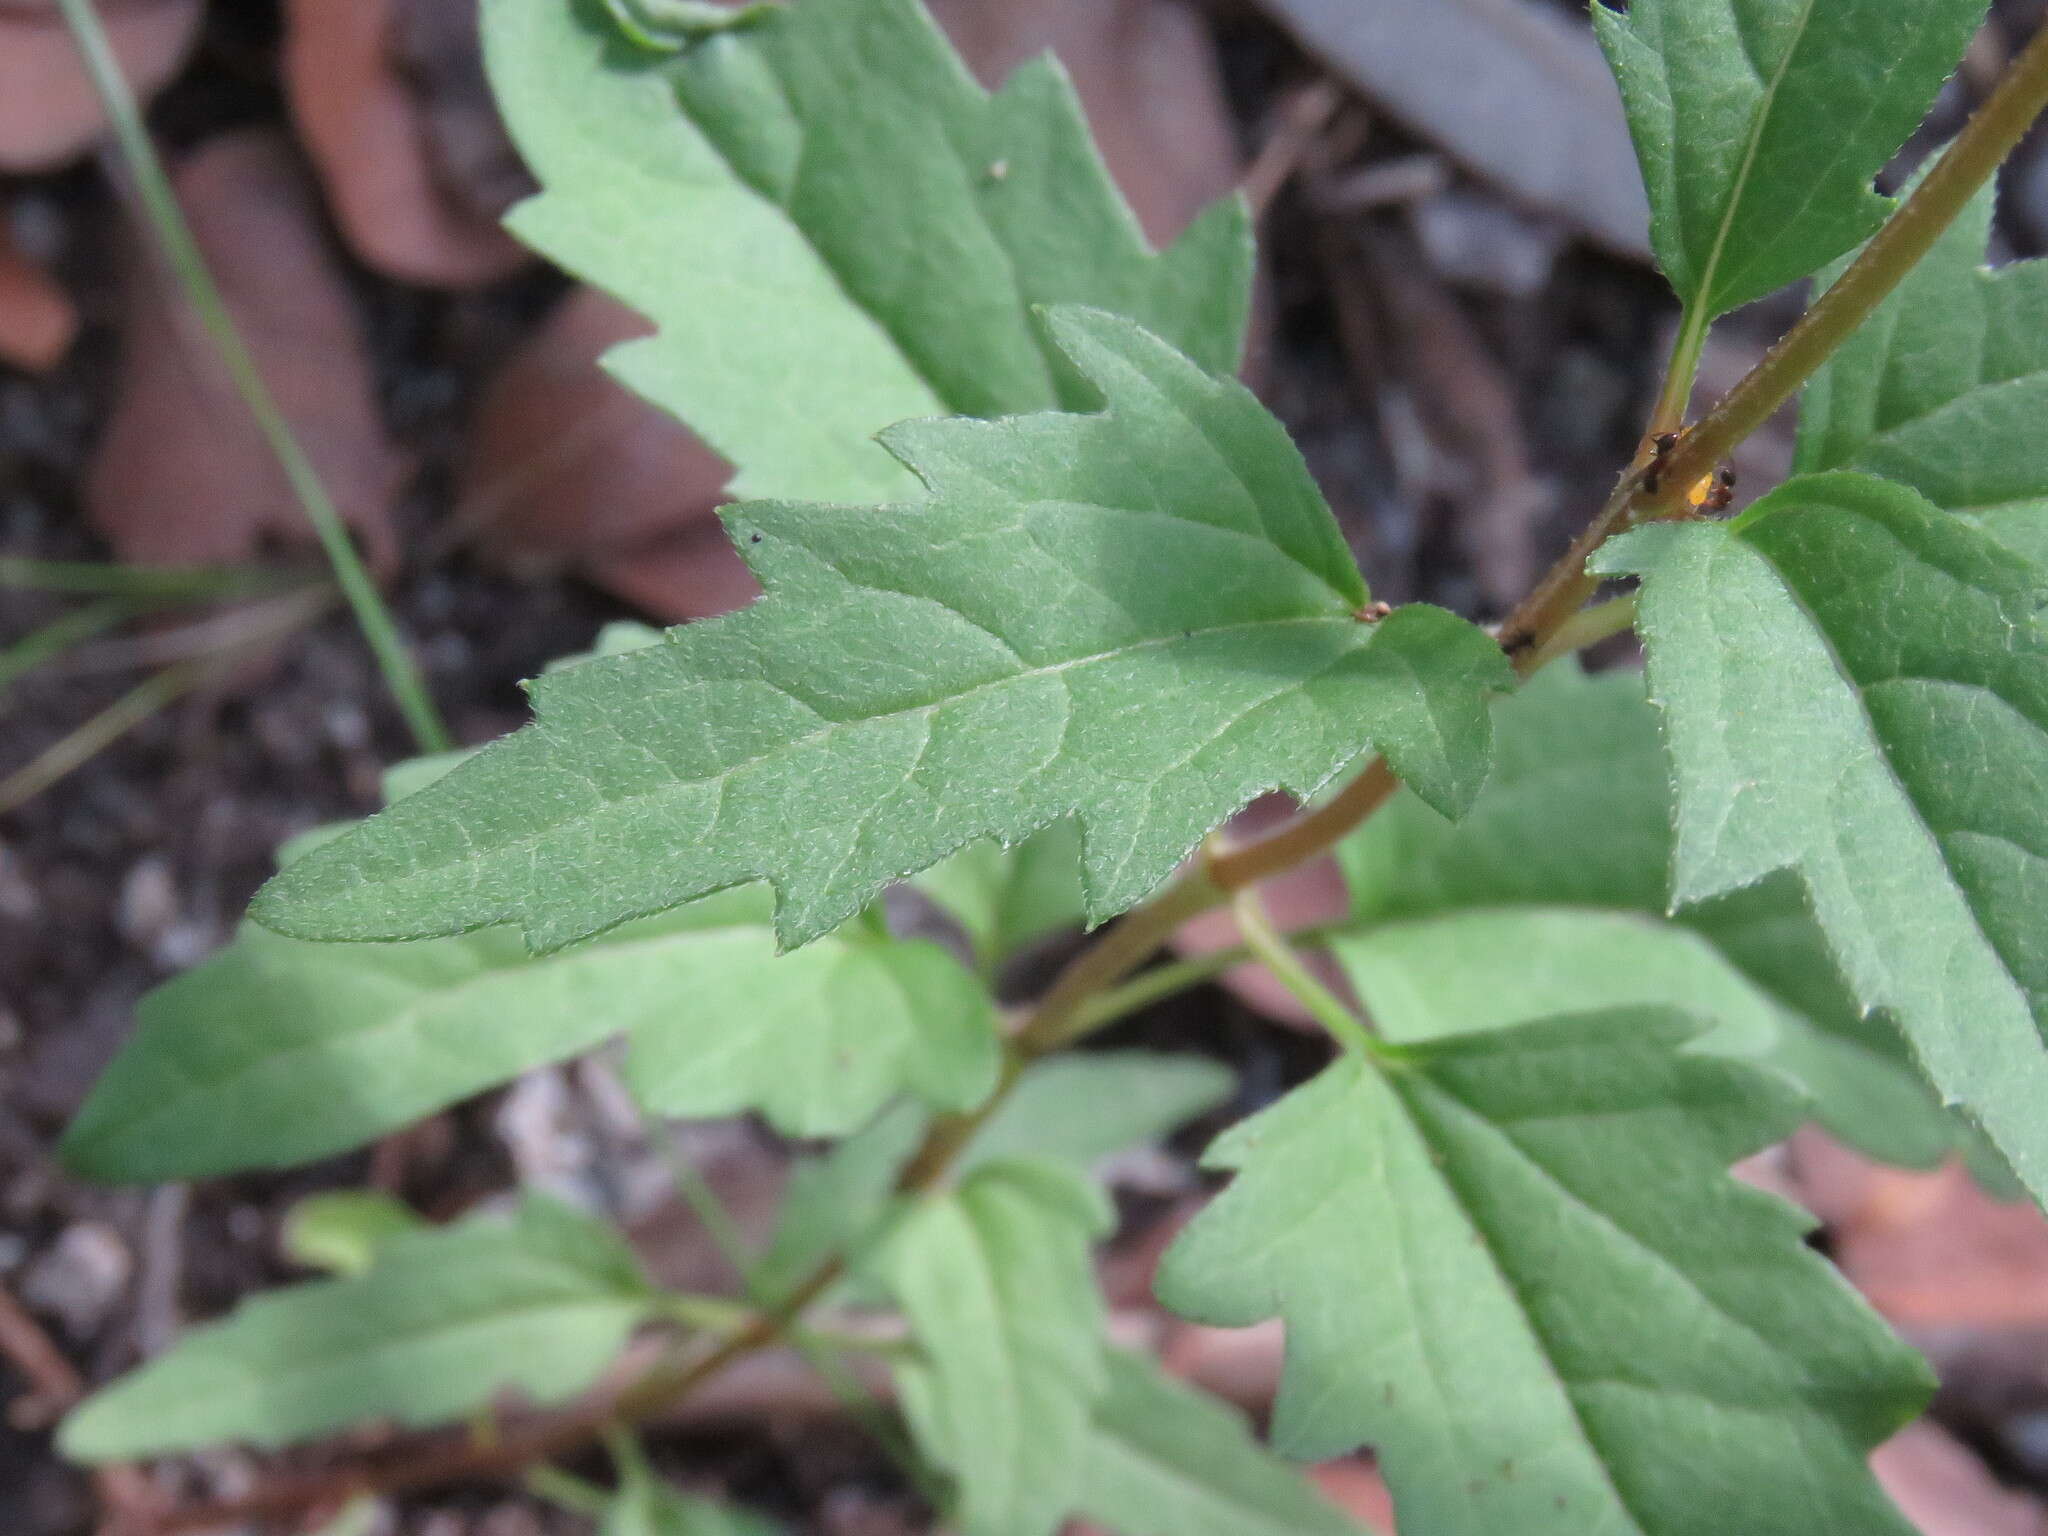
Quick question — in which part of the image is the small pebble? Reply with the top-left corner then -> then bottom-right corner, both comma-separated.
20,1222 -> 132,1338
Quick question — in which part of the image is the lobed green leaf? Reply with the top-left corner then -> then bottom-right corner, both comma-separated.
1594,0 -> 1983,319
1593,473 -> 2048,1204
874,1160 -> 1112,1536
1800,179 -> 2048,567
61,1196 -> 653,1460
1338,664 -> 1963,1168
1156,1010 -> 1931,1534
64,885 -> 995,1180
253,311 -> 1509,954
485,0 -> 1250,505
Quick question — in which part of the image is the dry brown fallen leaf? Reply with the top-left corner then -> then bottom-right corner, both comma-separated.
87,128 -> 404,572
1248,0 -> 1650,259
283,0 -> 531,288
457,285 -> 753,623
0,0 -> 201,172
1792,1130 -> 2048,1331
0,211 -> 78,371
464,0 -> 1246,621
1874,1421 -> 2048,1536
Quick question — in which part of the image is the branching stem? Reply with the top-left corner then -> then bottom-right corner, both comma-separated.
1497,17 -> 2048,662
134,19 -> 2048,1534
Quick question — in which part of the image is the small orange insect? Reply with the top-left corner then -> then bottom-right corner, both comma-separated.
1640,431 -> 1735,514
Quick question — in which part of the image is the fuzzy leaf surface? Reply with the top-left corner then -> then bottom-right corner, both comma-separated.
65,887 -> 995,1180
255,312 -> 1509,953
485,0 -> 1249,505
1338,665 -> 1960,1167
61,1196 -> 652,1459
1593,473 -> 2048,1203
1155,1011 -> 1930,1533
1593,0 -> 1982,318
1077,1350 -> 1363,1536
1799,180 -> 2048,566
874,1160 -> 1112,1536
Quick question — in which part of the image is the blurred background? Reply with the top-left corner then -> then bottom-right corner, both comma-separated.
7,0 -> 2048,1531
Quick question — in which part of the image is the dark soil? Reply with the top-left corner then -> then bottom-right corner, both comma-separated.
7,1 -> 2048,1532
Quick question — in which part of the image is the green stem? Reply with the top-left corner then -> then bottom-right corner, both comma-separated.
53,0 -> 452,755
1498,18 -> 2048,663
1230,887 -> 1378,1057
1527,592 -> 1638,672
0,558 -> 304,601
645,1114 -> 936,1494
526,1466 -> 612,1520
1068,922 -> 1348,1036
0,599 -> 127,697
1649,305 -> 1709,436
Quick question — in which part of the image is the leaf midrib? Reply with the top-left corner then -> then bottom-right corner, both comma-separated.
1687,0 -> 1819,313
300,612 -> 1356,904
144,928 -> 776,1114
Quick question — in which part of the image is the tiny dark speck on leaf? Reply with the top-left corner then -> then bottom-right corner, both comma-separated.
750,532 -> 763,544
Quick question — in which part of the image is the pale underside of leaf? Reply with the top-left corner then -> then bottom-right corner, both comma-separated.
254,311 -> 1508,954
61,1197 -> 652,1460
63,894 -> 994,1180
1594,474 -> 2048,1203
1337,664 -> 1962,1168
1155,1012 -> 1929,1535
878,1161 -> 1112,1536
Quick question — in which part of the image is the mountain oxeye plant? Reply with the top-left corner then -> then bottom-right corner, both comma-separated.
51,0 -> 2048,1532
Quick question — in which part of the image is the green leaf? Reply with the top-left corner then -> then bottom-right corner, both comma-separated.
914,822 -> 1087,973
1799,179 -> 2048,566
1155,1011 -> 1931,1533
1339,907 -> 1785,1056
60,1195 -> 654,1460
1594,0 -> 1983,318
1077,1351 -> 1364,1536
64,884 -> 995,1179
254,311 -> 1510,954
873,1160 -> 1112,1536
755,1051 -> 1230,1296
1592,473 -> 2048,1204
282,1192 -> 425,1277
485,0 -> 1250,506
1338,664 -> 1963,1169
621,923 -> 997,1132
960,1050 -> 1234,1169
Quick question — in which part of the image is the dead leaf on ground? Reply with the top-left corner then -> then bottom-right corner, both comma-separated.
86,128 -> 404,572
1249,0 -> 1650,258
0,0 -> 201,172
1874,1421 -> 2048,1536
0,210 -> 77,371
284,0 -> 531,288
458,285 -> 751,623
1792,1130 -> 2048,1330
